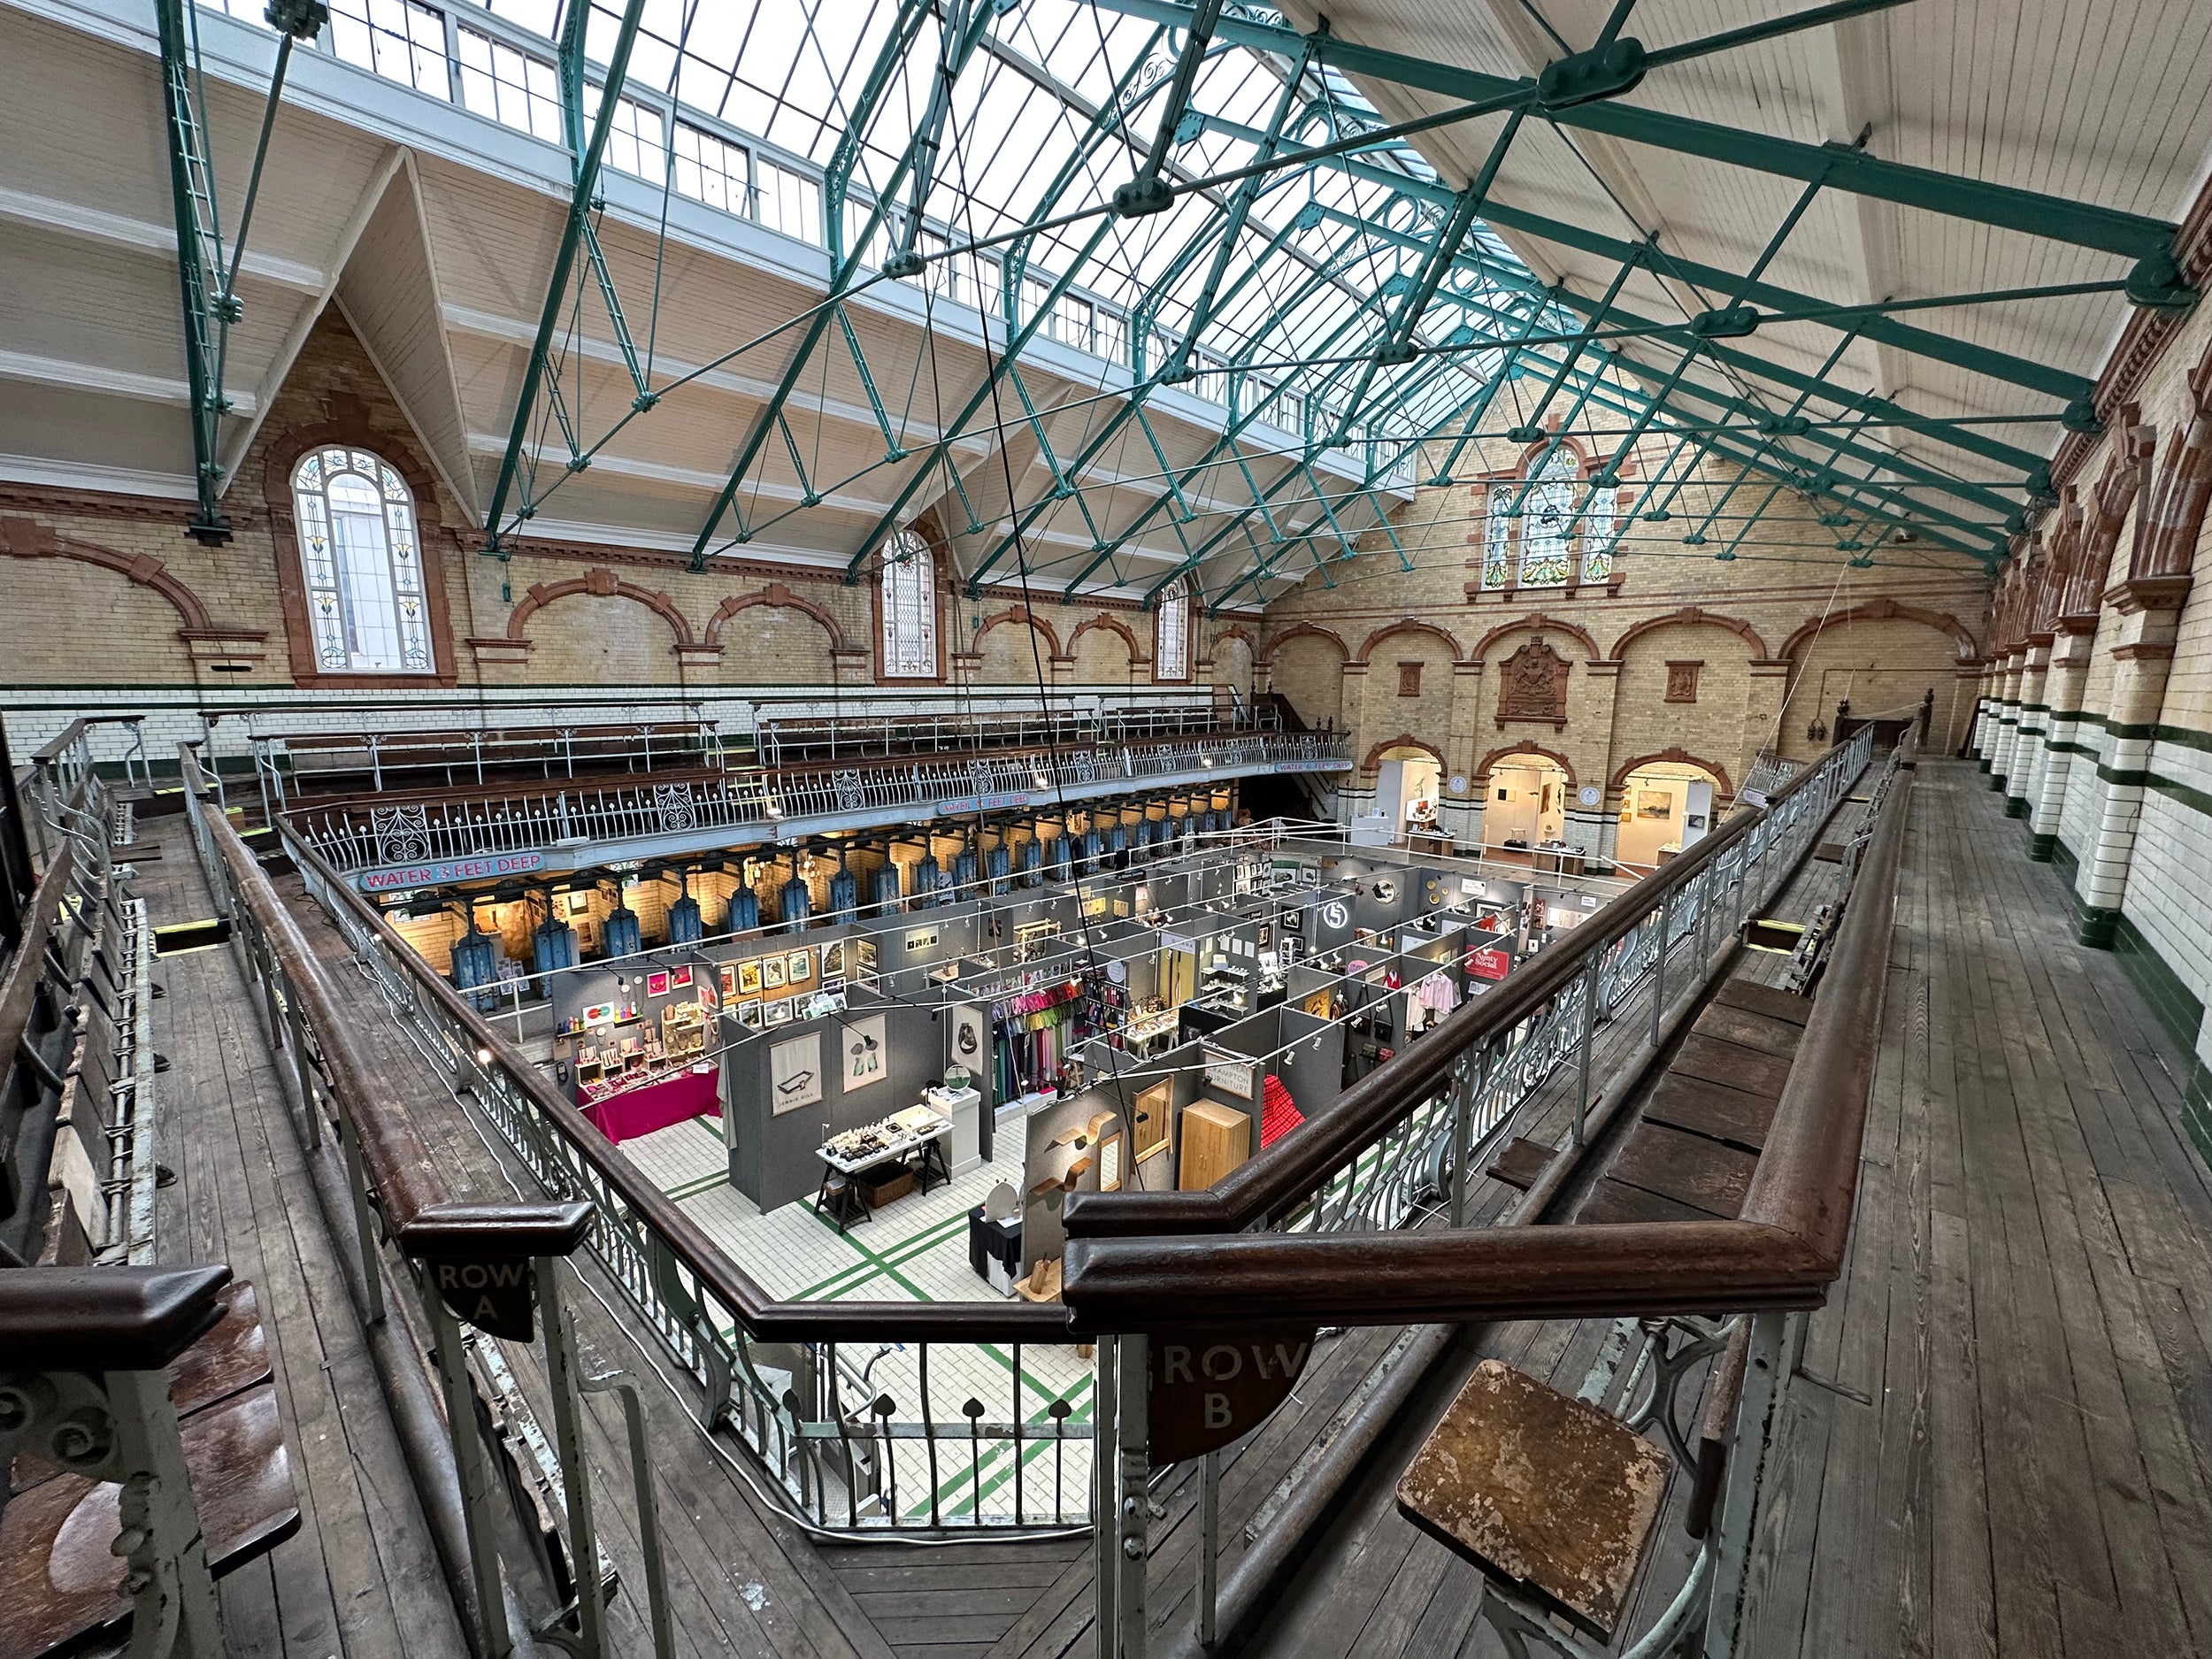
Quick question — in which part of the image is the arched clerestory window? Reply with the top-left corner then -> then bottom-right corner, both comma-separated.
291,446 -> 432,672
879,528 -> 939,678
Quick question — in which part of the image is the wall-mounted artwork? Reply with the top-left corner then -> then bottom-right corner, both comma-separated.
842,1013 -> 887,1089
1637,790 -> 1674,819
671,965 -> 694,989
821,941 -> 846,978
646,971 -> 671,998
769,1031 -> 820,1113
738,960 -> 763,995
764,996 -> 795,1027
856,940 -> 879,972
736,1000 -> 762,1030
762,956 -> 787,989
719,964 -> 739,999
787,949 -> 813,984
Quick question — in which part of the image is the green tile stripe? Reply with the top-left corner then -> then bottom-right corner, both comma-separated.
2112,914 -> 2205,1058
2184,1062 -> 2212,1172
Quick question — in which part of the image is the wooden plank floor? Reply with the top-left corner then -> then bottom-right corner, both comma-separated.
1225,761 -> 2212,1657
127,827 -> 472,1659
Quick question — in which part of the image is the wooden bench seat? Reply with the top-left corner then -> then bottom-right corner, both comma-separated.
1575,979 -> 1809,1225
1481,1135 -> 1556,1193
1,1280 -> 296,1659
0,1383 -> 299,1659
1397,1359 -> 1671,1642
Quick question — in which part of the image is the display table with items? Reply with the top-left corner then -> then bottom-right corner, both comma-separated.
812,1105 -> 954,1233
582,1063 -> 721,1143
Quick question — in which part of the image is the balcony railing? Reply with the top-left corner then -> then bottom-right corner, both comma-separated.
1060,728 -> 1907,1659
280,729 -> 1349,878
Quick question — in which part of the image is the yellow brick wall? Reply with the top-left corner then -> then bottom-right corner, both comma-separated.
1257,434 -> 1992,804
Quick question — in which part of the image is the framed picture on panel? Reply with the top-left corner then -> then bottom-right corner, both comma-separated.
762,956 -> 787,989
787,949 -> 813,984
646,971 -> 671,998
764,997 -> 795,1027
671,965 -> 693,989
822,941 -> 846,978
739,960 -> 763,995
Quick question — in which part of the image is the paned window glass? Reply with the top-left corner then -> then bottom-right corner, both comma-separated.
329,0 -> 452,100
292,447 -> 432,673
1517,448 -> 1578,588
672,120 -> 749,216
1581,484 -> 1617,583
879,529 -> 937,678
1482,487 -> 1513,589
1156,584 -> 1190,680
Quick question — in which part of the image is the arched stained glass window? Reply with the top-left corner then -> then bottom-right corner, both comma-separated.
292,447 -> 431,672
1155,581 -> 1190,681
1482,487 -> 1514,589
1517,448 -> 1578,588
879,528 -> 938,677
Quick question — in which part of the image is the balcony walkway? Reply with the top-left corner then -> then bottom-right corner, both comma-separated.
126,758 -> 2212,1657
1226,760 -> 2212,1658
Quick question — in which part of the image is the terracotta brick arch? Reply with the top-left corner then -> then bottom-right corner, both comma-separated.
1210,620 -> 1258,652
1606,606 -> 1770,663
1068,612 -> 1143,657
0,517 -> 213,632
1610,747 -> 1733,800
508,566 -> 695,645
1471,612 -> 1602,664
1777,598 -> 1979,664
1354,618 -> 1465,665
1359,733 -> 1448,777
1473,741 -> 1577,787
1256,621 -> 1351,667
975,604 -> 1062,656
704,582 -> 849,651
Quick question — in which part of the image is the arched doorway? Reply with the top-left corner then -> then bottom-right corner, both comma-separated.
1614,758 -> 1724,871
1372,743 -> 1443,834
1479,753 -> 1569,853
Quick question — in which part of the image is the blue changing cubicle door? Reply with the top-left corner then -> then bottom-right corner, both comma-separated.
665,894 -> 704,944
726,887 -> 760,934
603,905 -> 641,958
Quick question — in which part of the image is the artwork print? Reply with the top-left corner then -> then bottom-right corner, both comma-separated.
762,956 -> 787,989
769,1032 -> 821,1113
843,1013 -> 888,1089
738,960 -> 763,995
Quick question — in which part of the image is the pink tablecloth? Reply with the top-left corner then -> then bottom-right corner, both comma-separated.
583,1064 -> 721,1143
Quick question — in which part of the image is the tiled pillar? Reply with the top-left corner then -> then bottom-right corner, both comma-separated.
2027,627 -> 2095,862
1987,652 -> 2024,787
2072,594 -> 2185,947
2007,641 -> 2051,818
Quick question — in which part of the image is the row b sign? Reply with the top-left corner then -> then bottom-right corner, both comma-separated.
1148,1325 -> 1317,1465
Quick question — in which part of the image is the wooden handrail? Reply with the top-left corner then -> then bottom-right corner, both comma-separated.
186,749 -> 1068,1343
1058,752 -> 1911,1333
0,1263 -> 233,1371
188,768 -> 594,1264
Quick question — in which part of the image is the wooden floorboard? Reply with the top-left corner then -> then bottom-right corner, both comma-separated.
1227,763 -> 2212,1658
127,830 -> 472,1659
127,760 -> 2212,1659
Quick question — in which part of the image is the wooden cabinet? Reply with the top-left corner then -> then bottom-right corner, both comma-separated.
1179,1099 -> 1251,1192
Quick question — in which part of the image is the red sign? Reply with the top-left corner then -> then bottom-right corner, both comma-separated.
1467,947 -> 1511,982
